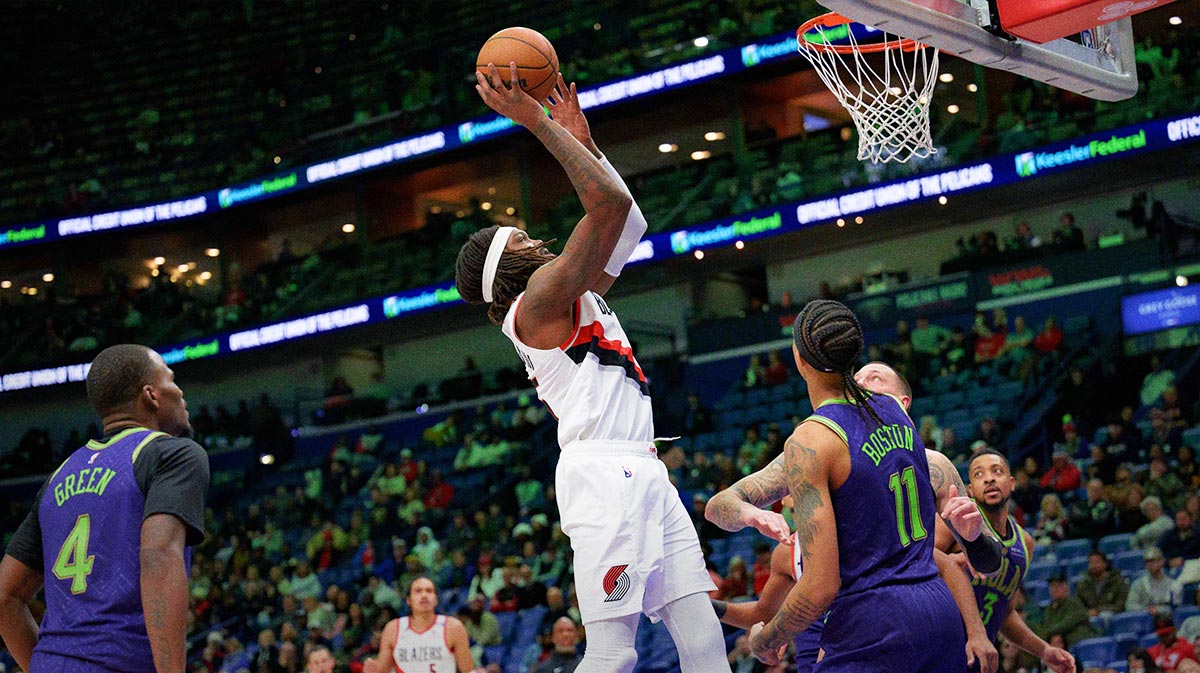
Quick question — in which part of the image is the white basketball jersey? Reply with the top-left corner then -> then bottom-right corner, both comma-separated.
392,615 -> 457,673
501,291 -> 654,448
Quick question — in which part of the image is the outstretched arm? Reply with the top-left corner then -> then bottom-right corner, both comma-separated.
546,73 -> 647,295
935,546 -> 997,673
749,427 -> 841,664
714,544 -> 795,628
475,64 -> 631,327
705,455 -> 792,542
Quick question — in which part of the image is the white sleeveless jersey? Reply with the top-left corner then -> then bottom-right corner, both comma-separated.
392,615 -> 457,673
501,291 -> 654,448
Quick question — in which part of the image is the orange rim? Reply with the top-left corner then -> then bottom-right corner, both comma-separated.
797,12 -> 927,54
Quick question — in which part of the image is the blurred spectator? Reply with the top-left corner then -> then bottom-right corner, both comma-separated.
1138,497 -> 1177,550
1159,511 -> 1200,570
1033,316 -> 1062,355
764,351 -> 788,386
1141,356 -> 1177,407
1076,551 -> 1129,619
1068,478 -> 1115,540
1033,493 -> 1068,545
682,393 -> 713,435
1039,449 -> 1082,494
728,634 -> 764,673
738,428 -> 769,472
1127,648 -> 1162,673
743,355 -> 766,388
458,598 -> 501,662
1035,575 -> 1097,647
1126,547 -> 1181,614
532,617 -> 582,673
1051,212 -> 1086,251
1146,457 -> 1187,512
1147,615 -> 1198,673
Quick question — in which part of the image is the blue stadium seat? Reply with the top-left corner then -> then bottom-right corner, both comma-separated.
1025,580 -> 1049,605
483,645 -> 508,667
1099,533 -> 1134,556
746,388 -> 771,407
1107,661 -> 1129,673
1054,539 -> 1093,561
975,403 -> 1001,421
1176,605 -> 1200,626
1071,636 -> 1117,665
1140,633 -> 1159,649
770,401 -> 794,422
1113,550 -> 1145,577
942,408 -> 972,426
1065,556 -> 1090,578
1108,611 -> 1153,638
1025,560 -> 1060,584
1113,632 -> 1139,658
495,611 -> 518,643
996,380 -> 1023,403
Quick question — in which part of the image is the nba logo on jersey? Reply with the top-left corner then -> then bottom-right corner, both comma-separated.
603,564 -> 630,602
622,466 -> 632,478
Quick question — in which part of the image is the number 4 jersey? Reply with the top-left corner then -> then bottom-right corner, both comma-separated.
4,426 -> 209,673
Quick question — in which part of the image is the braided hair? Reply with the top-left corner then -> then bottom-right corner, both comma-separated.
792,299 -> 884,428
455,225 -> 556,325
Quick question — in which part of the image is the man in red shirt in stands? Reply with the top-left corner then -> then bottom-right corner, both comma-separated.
1148,616 -> 1199,673
1039,449 -> 1083,494
1034,316 -> 1063,354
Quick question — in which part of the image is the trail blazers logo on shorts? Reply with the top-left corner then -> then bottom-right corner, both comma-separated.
603,564 -> 631,602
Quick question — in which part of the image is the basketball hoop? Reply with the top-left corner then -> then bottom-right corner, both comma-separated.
797,13 -> 940,164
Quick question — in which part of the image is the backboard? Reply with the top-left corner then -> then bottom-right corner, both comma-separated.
817,0 -> 1139,101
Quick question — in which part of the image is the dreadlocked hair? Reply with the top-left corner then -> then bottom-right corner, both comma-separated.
454,225 -> 556,325
793,299 -> 884,428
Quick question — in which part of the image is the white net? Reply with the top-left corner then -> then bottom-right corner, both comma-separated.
797,19 -> 940,164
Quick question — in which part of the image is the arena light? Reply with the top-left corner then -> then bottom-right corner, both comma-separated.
0,280 -> 10,289
658,143 -> 678,153
694,36 -> 710,48
947,104 -> 961,114
487,186 -> 496,195
939,73 -> 955,83
27,287 -> 37,296
938,196 -> 949,205
836,218 -> 846,227
854,216 -> 864,224
505,207 -> 516,215
430,206 -> 442,214
693,250 -> 704,260
273,156 -> 282,164
481,202 -> 492,210
342,223 -> 356,233
734,240 -> 745,250
967,83 -> 979,92
690,150 -> 712,160
177,264 -> 189,273
260,454 -> 275,465
205,248 -> 220,257
1169,16 -> 1182,26
153,256 -> 165,265
1179,275 -> 1189,287
704,131 -> 726,141
42,273 -> 54,282
200,271 -> 213,281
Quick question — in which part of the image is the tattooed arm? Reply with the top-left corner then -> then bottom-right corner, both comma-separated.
141,514 -> 189,673
749,426 -> 841,664
705,455 -> 792,541
474,63 -> 631,333
926,449 -> 967,512
715,543 -> 796,629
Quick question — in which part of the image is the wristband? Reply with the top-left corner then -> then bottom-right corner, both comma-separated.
711,599 -> 728,620
960,532 -> 1005,574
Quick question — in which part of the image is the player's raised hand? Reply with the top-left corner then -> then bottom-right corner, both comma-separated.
1041,646 -> 1075,673
743,508 -> 792,544
475,63 -> 546,128
940,485 -> 983,541
965,631 -> 999,673
546,73 -> 598,155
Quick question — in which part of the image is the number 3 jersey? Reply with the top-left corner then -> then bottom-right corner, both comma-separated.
502,291 -> 654,448
806,394 -> 940,597
971,517 -> 1029,643
4,426 -> 209,673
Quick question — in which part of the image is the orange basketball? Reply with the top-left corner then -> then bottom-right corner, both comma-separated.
476,27 -> 559,104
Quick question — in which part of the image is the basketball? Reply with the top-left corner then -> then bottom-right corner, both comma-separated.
476,27 -> 559,103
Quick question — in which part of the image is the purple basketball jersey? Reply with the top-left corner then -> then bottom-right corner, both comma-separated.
808,395 -> 939,597
34,427 -> 164,672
